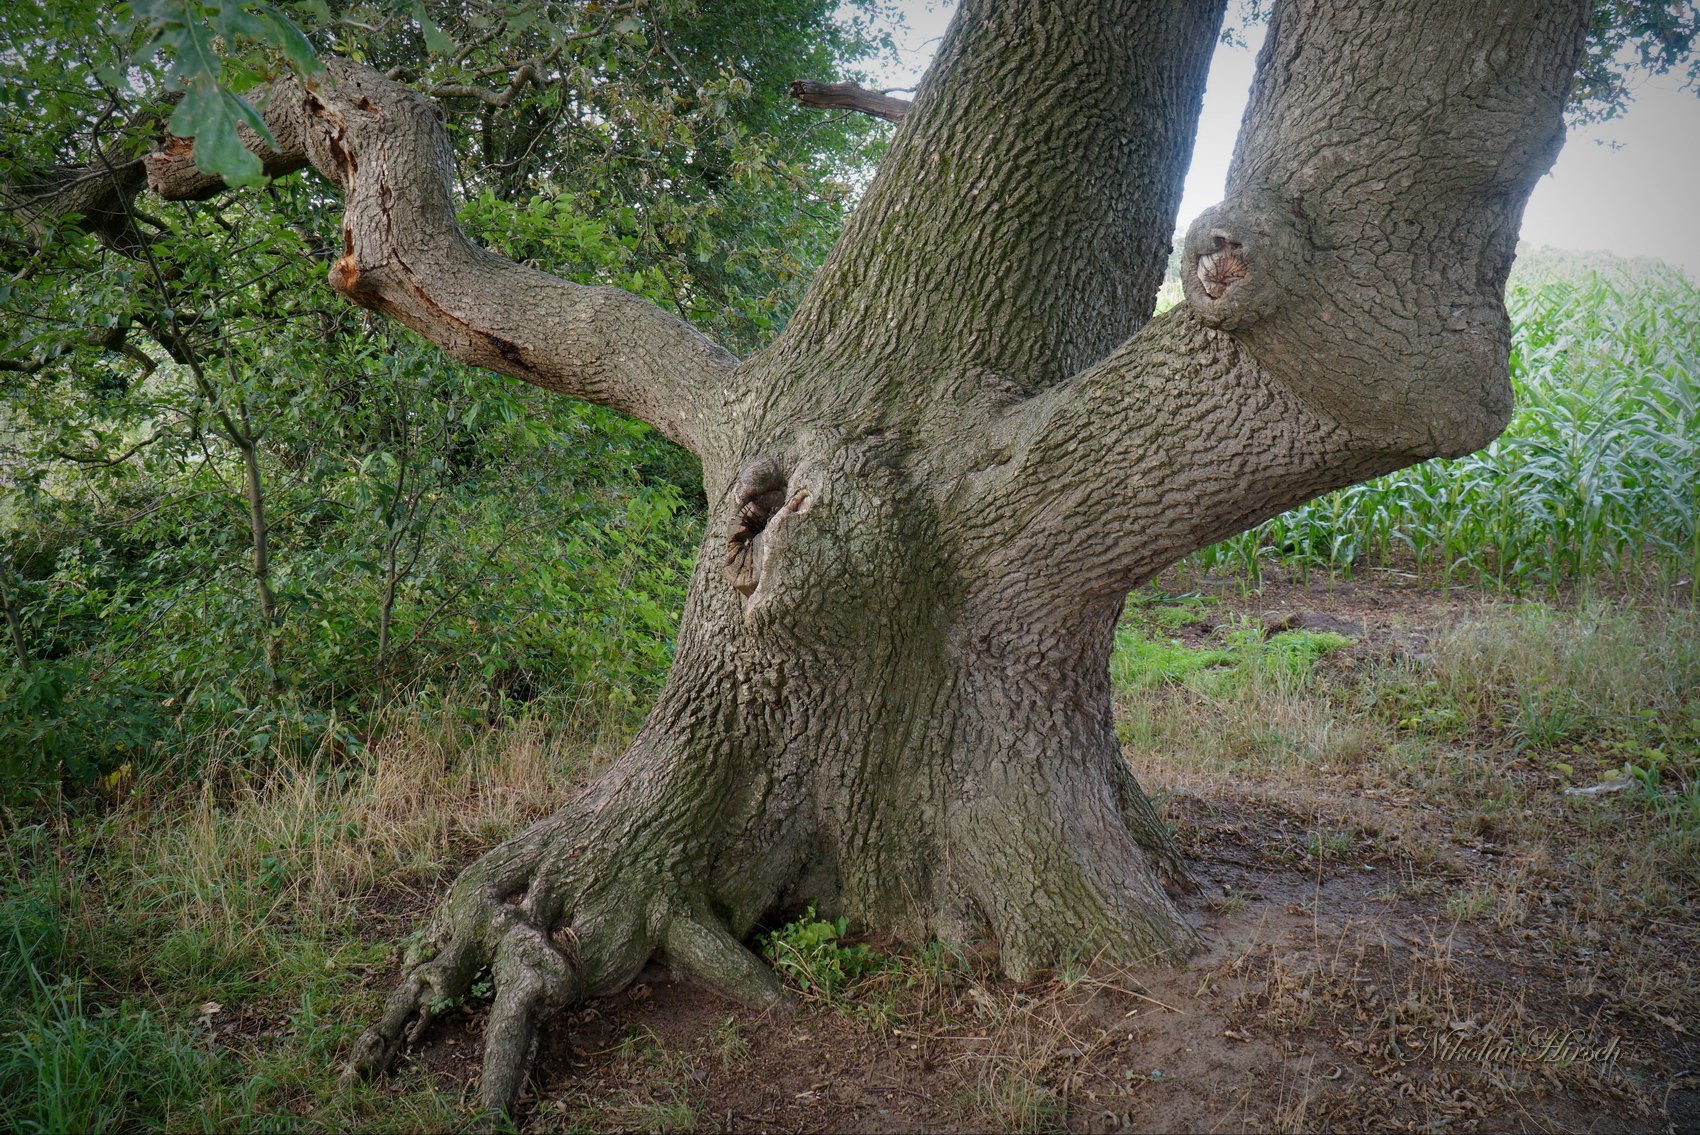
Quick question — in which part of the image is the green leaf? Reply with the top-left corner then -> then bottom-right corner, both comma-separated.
412,1 -> 456,54
171,10 -> 223,85
255,2 -> 324,74
222,86 -> 277,148
168,82 -> 266,186
212,2 -> 270,46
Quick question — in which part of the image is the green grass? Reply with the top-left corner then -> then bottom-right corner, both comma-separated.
5,595 -> 1694,1131
1189,265 -> 1700,592
0,712 -> 610,1133
1118,596 -> 1700,884
1112,599 -> 1351,698
0,829 -> 261,1133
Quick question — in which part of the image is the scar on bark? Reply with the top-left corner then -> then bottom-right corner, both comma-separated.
484,332 -> 525,365
303,94 -> 357,177
1195,234 -> 1247,299
724,458 -> 812,599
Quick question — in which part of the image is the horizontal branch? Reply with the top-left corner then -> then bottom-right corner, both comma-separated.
427,61 -> 544,107
144,62 -> 737,456
4,142 -> 152,256
787,80 -> 910,122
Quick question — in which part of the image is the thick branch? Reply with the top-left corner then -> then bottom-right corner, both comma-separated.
787,80 -> 910,122
958,0 -> 1596,597
765,0 -> 1224,406
1176,0 -> 1593,460
5,142 -> 151,256
145,63 -> 735,456
951,307 -> 1364,608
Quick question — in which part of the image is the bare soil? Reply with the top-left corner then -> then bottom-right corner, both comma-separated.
352,569 -> 1699,1133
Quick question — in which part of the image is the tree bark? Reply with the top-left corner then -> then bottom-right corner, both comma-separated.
787,80 -> 912,121
106,0 -> 1594,1114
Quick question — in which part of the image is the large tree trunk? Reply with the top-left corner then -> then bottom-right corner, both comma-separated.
106,0 -> 1595,1114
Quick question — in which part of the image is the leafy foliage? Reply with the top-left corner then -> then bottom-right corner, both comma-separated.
0,0 -> 897,803
135,0 -> 324,185
760,904 -> 890,999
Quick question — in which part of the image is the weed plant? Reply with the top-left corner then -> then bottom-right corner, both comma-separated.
760,905 -> 892,1002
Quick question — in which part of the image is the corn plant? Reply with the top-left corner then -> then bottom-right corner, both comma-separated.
1191,262 -> 1699,592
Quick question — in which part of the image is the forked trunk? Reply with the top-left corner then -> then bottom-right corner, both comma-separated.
346,412 -> 1205,1108
87,0 -> 1594,1114
655,443 -> 1197,971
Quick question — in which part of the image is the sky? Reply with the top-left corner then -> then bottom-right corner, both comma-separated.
865,3 -> 1700,280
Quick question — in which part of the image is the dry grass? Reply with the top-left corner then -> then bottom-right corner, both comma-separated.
4,585 -> 1695,1132
0,709 -> 621,1132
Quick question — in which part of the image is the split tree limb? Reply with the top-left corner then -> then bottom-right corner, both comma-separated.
787,80 -> 910,122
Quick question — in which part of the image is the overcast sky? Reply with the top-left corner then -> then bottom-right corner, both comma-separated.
866,3 -> 1700,280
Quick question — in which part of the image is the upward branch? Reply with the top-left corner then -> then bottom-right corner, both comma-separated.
957,0 -> 1594,601
144,62 -> 737,456
765,0 -> 1225,404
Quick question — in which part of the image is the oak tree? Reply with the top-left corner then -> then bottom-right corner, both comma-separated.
21,0 -> 1626,1113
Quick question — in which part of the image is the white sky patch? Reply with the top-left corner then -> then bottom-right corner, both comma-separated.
861,2 -> 1700,279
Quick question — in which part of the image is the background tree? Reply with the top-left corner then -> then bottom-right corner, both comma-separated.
1,0 -> 888,785
7,0 -> 1694,1119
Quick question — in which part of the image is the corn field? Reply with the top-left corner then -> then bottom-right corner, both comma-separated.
1191,262 -> 1700,592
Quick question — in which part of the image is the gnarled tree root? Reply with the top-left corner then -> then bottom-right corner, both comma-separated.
340,739 -> 1196,1116
339,826 -> 788,1115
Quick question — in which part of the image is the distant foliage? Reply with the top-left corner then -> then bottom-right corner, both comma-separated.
1192,258 -> 1699,592
0,0 -> 896,804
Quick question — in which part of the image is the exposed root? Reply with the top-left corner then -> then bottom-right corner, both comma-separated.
480,914 -> 574,1114
662,912 -> 792,1013
342,918 -> 490,1087
341,783 -> 791,1115
342,731 -> 1201,1116
1114,761 -> 1198,895
340,814 -> 594,1114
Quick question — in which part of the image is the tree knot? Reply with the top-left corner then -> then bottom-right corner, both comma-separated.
1195,235 -> 1248,299
725,458 -> 812,600
1180,201 -> 1306,330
